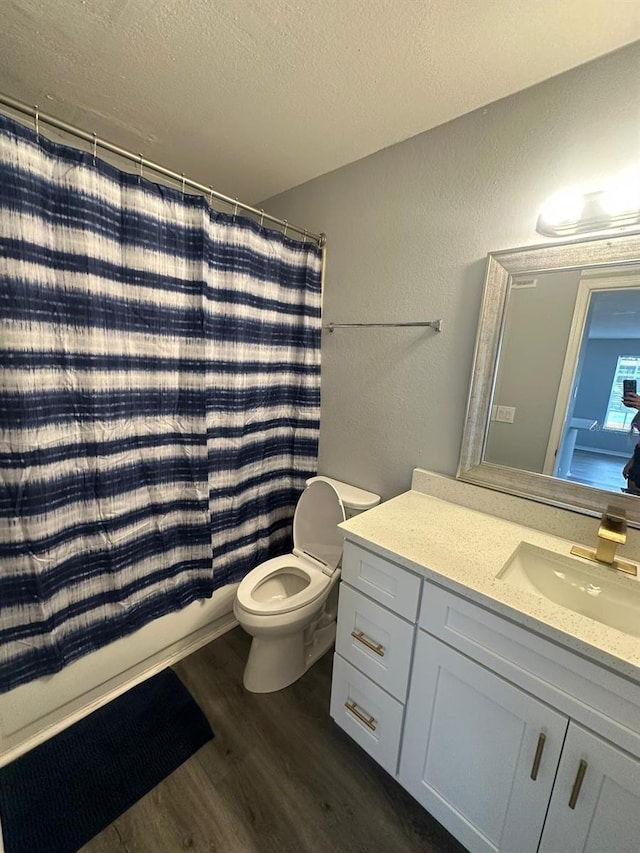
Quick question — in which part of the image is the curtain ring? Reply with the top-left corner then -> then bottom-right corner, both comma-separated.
233,197 -> 239,222
303,229 -> 308,244
138,153 -> 144,183
208,186 -> 214,207
283,220 -> 288,237
34,105 -> 39,139
181,173 -> 185,198
259,209 -> 264,226
92,133 -> 98,165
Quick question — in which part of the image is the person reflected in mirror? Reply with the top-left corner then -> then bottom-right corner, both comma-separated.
622,391 -> 640,494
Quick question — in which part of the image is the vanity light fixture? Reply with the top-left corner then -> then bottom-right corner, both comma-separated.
537,169 -> 640,237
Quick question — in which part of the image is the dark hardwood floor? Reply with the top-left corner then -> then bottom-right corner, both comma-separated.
80,627 -> 466,853
566,449 -> 629,492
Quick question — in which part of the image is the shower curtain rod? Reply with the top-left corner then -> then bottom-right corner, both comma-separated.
0,92 -> 326,247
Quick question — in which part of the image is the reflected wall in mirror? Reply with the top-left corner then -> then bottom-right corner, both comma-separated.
457,232 -> 640,527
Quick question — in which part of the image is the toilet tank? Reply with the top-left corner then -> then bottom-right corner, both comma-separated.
305,476 -> 380,519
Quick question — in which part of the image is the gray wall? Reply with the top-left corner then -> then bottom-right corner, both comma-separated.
262,42 -> 640,501
485,270 -> 579,472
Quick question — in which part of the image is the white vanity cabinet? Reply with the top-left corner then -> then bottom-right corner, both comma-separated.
402,579 -> 640,853
401,632 -> 640,853
331,539 -> 640,853
538,722 -> 640,853
400,631 -> 568,853
329,541 -> 421,775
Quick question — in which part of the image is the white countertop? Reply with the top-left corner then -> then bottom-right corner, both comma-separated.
340,490 -> 640,682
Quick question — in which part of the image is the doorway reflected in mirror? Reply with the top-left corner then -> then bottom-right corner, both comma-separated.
551,285 -> 640,495
484,266 -> 640,496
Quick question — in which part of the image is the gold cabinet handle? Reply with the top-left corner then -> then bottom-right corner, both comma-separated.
568,759 -> 588,809
351,630 -> 385,657
530,732 -> 546,781
344,700 -> 377,731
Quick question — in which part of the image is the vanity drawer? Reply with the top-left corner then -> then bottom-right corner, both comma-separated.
330,653 -> 404,776
336,583 -> 415,701
341,540 -> 422,621
419,581 -> 640,758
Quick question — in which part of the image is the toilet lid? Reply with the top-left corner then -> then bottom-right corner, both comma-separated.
293,479 -> 346,573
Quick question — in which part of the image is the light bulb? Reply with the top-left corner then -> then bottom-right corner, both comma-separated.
538,190 -> 584,226
600,173 -> 640,217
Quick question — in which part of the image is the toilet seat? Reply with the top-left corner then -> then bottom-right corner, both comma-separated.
292,478 -> 345,573
236,479 -> 346,617
236,553 -> 331,615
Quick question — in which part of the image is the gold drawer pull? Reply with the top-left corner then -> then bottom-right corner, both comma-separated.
351,630 -> 385,657
530,732 -> 546,780
345,700 -> 377,731
568,759 -> 588,809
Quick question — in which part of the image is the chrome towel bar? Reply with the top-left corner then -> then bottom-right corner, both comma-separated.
324,320 -> 442,333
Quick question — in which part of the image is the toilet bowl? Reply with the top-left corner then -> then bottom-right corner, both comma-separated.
233,476 -> 380,693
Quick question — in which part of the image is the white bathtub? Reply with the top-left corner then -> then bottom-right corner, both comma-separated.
0,583 -> 239,769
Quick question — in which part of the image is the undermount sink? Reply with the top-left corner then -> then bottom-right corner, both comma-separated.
497,542 -> 640,637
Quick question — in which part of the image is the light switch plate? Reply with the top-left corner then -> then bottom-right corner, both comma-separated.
496,405 -> 516,423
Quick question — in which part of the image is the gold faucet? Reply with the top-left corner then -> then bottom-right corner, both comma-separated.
571,505 -> 637,576
595,506 -> 627,564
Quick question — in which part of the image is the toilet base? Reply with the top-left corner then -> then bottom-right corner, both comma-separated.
242,623 -> 337,694
305,621 -> 336,669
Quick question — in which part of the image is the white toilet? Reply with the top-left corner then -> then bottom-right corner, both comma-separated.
233,476 -> 380,693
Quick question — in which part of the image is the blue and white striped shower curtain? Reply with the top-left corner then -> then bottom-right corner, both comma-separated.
0,114 -> 322,693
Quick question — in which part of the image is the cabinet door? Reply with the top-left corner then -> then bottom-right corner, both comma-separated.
539,722 -> 640,853
399,632 -> 568,853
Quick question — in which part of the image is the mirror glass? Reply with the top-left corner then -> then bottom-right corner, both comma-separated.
457,232 -> 640,527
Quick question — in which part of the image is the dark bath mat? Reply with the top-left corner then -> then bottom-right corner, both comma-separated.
0,667 -> 213,853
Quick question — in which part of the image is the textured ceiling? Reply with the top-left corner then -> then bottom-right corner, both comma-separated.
1,0 -> 639,203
